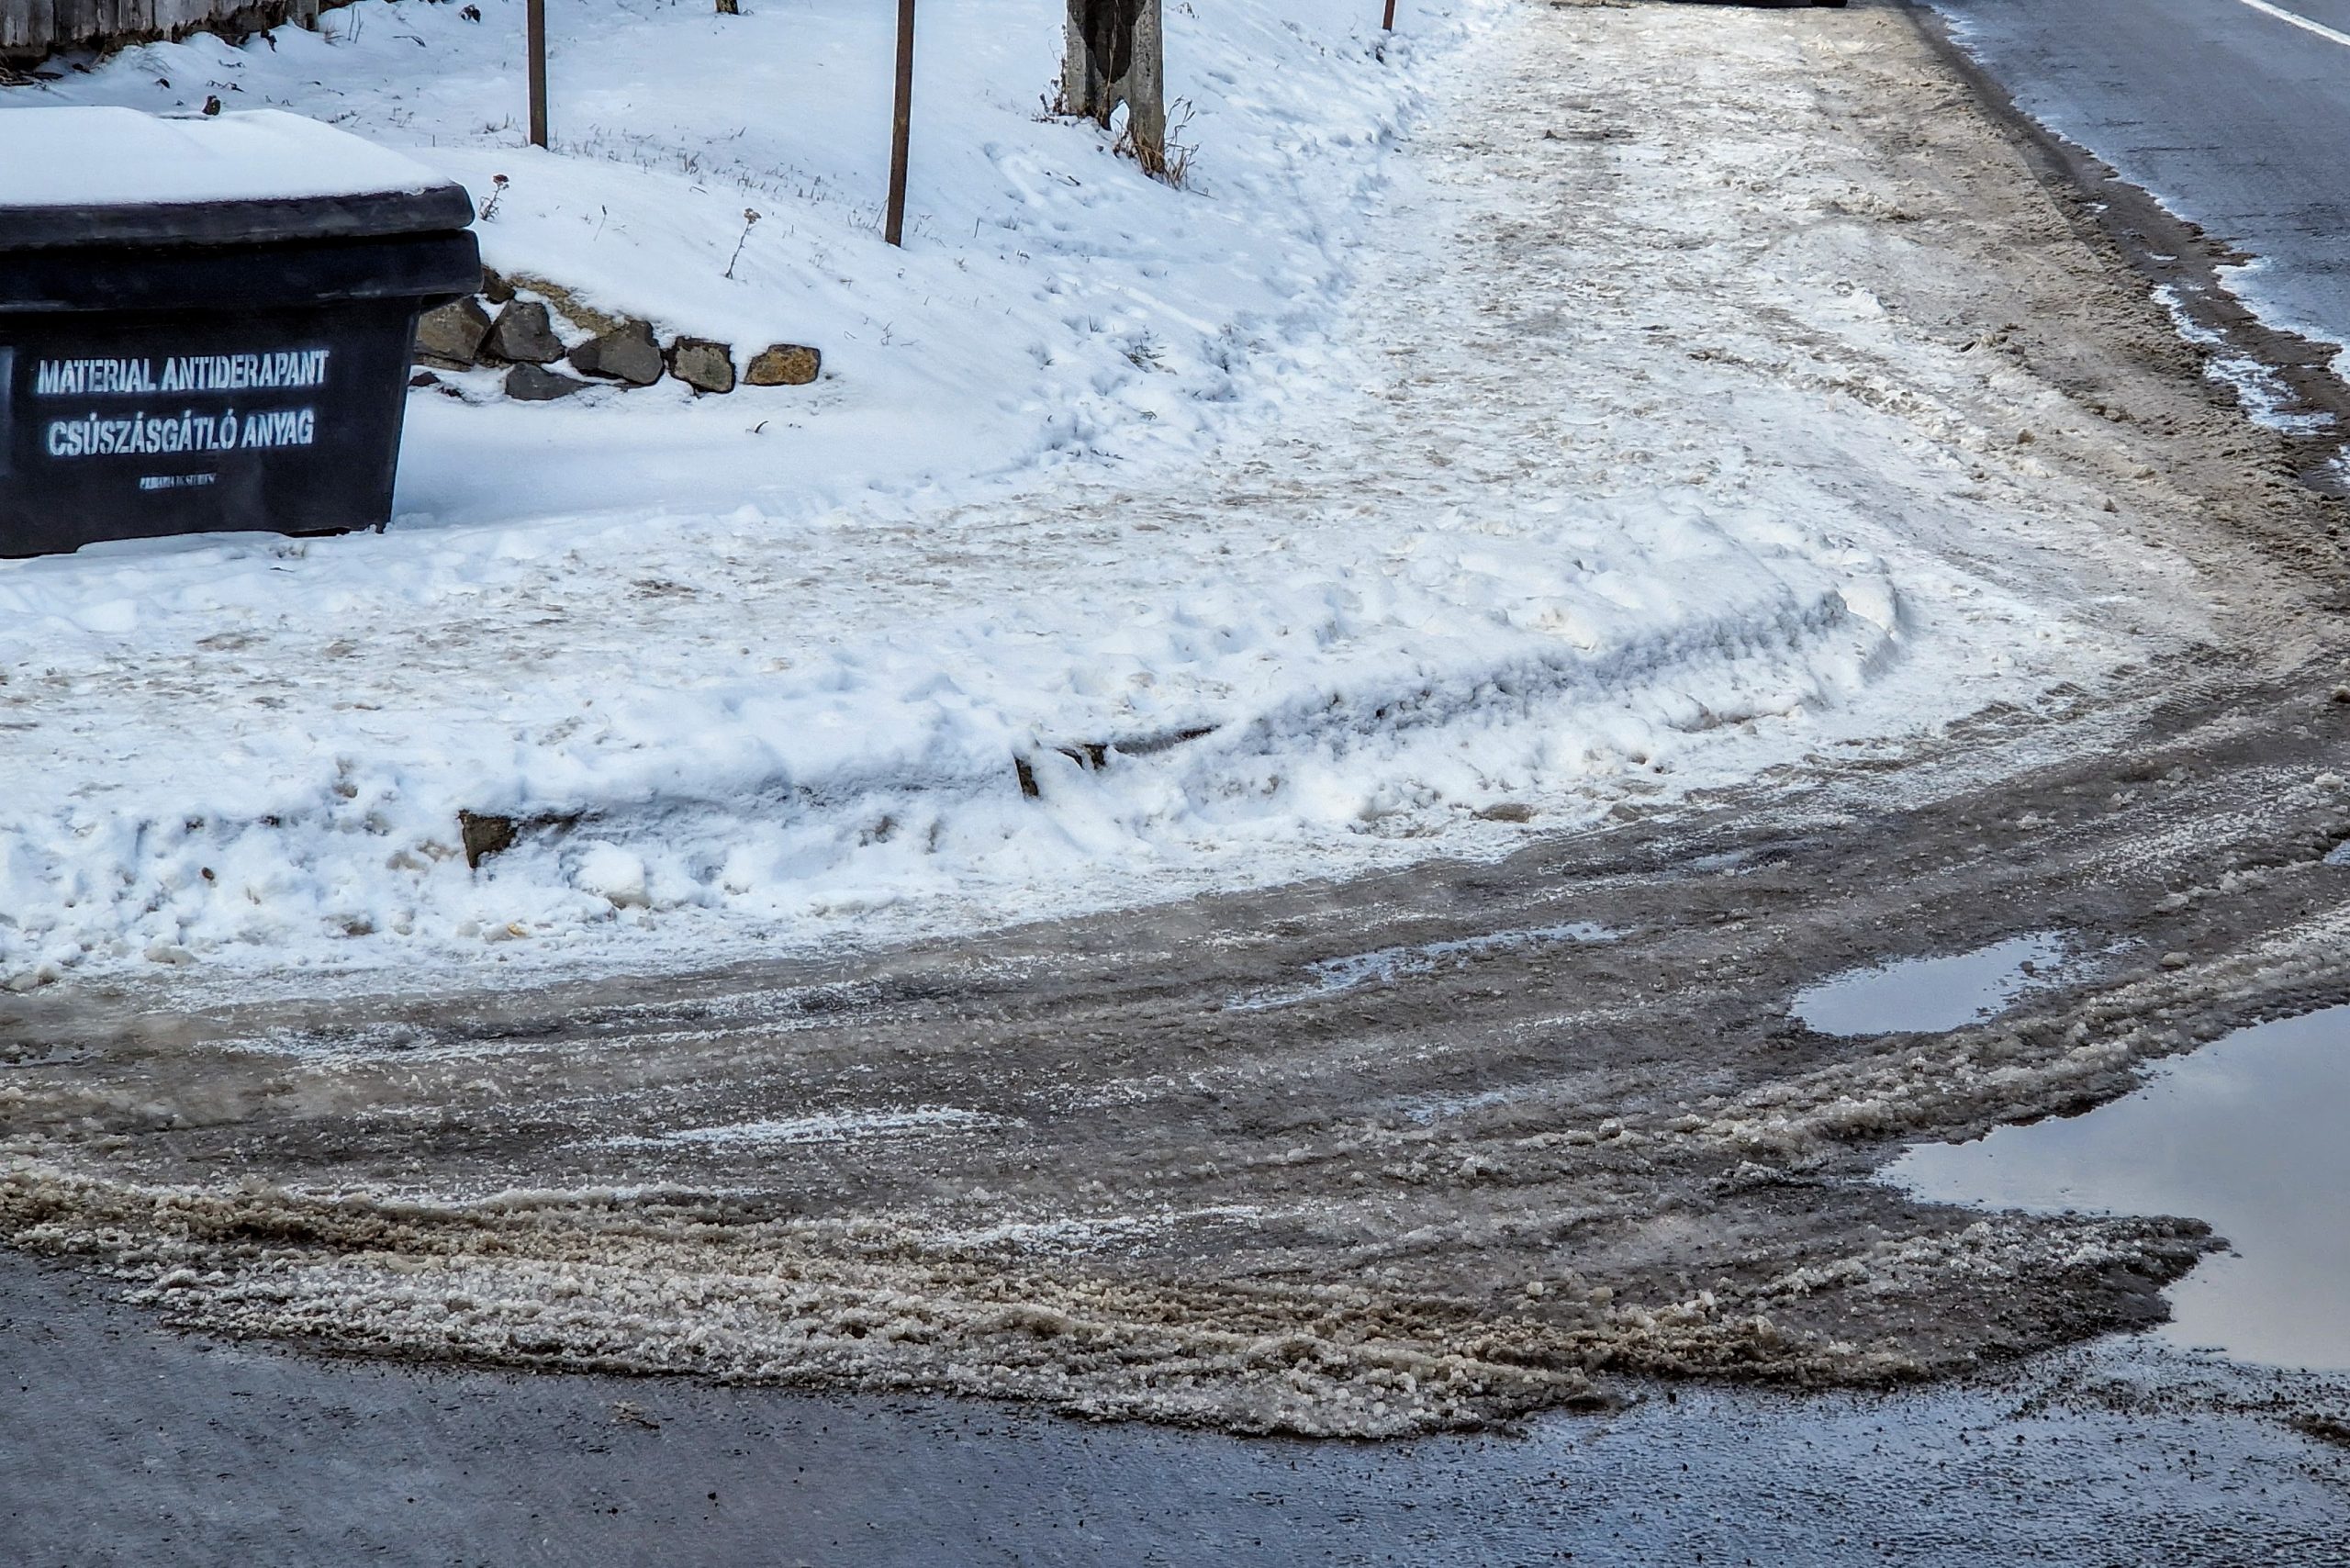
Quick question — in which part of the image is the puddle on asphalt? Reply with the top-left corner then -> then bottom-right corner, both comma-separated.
1792,933 -> 2069,1036
1226,922 -> 1616,1012
1890,1004 -> 2350,1372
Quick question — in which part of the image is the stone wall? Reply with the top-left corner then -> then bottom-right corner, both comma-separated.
1,0 -> 335,64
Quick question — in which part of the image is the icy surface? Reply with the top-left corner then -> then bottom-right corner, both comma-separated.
1891,1004 -> 2350,1371
614,1106 -> 1001,1148
2153,282 -> 2338,436
1793,935 -> 2071,1036
0,106 -> 445,207
1229,923 -> 1616,1012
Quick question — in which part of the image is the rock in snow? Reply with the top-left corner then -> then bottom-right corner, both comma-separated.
666,336 -> 736,394
504,362 -> 589,400
414,297 -> 492,367
483,299 -> 565,364
517,274 -> 628,338
568,319 -> 665,386
745,342 -> 822,386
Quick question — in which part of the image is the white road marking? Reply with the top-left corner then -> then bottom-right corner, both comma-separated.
2236,0 -> 2350,50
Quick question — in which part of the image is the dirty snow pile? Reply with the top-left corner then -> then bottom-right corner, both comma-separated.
0,0 -> 2182,991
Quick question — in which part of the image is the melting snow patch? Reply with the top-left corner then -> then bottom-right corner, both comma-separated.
1887,1004 -> 2350,1372
614,1106 -> 1000,1148
1793,933 -> 2069,1036
1228,923 -> 1617,1012
2322,450 -> 2350,497
937,1203 -> 1267,1254
2152,284 -> 2338,436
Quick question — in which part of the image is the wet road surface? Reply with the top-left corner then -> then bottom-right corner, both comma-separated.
6,1250 -> 2346,1567
1926,0 -> 2350,353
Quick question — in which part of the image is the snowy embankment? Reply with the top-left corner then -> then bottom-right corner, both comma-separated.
0,0 -> 2182,991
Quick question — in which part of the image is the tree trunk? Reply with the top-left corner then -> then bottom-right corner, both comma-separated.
1062,0 -> 1165,175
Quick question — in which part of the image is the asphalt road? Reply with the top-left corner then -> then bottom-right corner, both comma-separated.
6,1251 -> 2347,1567
1926,0 -> 2350,356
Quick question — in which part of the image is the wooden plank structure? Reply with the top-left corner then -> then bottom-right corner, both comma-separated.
1,0 -> 334,64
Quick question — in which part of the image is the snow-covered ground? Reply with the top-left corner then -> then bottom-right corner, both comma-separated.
0,0 -> 2200,993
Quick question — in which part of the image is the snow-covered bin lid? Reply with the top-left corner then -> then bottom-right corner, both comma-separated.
0,106 -> 473,252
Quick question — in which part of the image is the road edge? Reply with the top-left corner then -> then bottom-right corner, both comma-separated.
1896,0 -> 2350,500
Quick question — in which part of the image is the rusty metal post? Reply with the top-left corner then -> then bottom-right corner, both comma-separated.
527,0 -> 549,148
1382,0 -> 1396,29
886,0 -> 916,246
